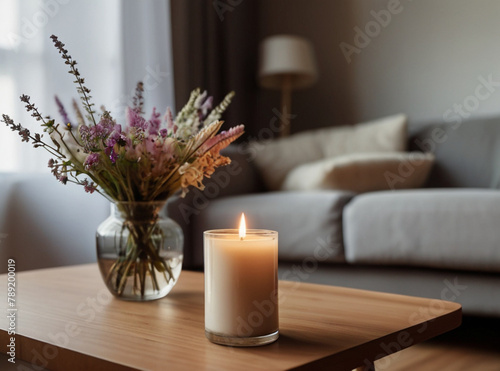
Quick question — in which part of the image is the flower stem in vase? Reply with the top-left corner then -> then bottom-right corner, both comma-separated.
98,201 -> 183,301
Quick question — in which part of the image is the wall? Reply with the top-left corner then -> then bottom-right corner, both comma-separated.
348,0 -> 500,124
256,0 -> 500,135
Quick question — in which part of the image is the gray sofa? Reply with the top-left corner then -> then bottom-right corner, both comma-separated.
170,116 -> 500,317
1,117 -> 499,317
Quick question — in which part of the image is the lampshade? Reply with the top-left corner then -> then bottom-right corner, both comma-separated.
258,35 -> 317,90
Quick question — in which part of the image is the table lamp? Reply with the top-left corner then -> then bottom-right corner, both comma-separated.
258,35 -> 317,137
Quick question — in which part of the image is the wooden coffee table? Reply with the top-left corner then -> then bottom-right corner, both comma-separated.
0,264 -> 461,370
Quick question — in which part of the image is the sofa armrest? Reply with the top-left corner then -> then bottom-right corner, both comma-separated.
408,116 -> 500,188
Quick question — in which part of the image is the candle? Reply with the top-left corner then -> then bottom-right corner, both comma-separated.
204,214 -> 279,346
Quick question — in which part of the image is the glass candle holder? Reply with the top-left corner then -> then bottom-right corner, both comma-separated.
204,229 -> 279,346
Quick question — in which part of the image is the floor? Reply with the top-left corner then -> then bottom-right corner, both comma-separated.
375,315 -> 500,371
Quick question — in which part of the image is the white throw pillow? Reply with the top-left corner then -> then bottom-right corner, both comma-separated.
282,152 -> 435,193
251,114 -> 407,190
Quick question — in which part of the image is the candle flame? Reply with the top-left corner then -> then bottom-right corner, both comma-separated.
239,213 -> 246,239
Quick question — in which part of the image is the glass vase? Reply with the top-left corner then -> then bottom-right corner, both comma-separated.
96,201 -> 184,301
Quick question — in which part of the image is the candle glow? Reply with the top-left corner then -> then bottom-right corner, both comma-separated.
239,213 -> 246,239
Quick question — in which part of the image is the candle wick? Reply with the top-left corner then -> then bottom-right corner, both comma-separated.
240,237 -> 244,241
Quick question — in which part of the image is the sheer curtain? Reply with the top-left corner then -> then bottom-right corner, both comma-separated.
0,0 -> 175,172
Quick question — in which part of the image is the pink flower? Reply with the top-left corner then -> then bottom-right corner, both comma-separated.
84,153 -> 100,169
82,179 -> 97,193
147,107 -> 161,134
126,107 -> 147,131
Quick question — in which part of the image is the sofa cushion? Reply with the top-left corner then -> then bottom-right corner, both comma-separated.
282,152 -> 434,193
188,190 -> 354,267
252,114 -> 408,190
409,116 -> 500,188
343,189 -> 500,272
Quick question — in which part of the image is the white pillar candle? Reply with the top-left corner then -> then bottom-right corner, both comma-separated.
204,214 -> 278,346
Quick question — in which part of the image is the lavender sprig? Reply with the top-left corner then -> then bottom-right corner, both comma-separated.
2,114 -> 62,158
132,82 -> 145,114
50,35 -> 96,126
20,94 -> 50,125
55,95 -> 72,127
2,113 -> 83,183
